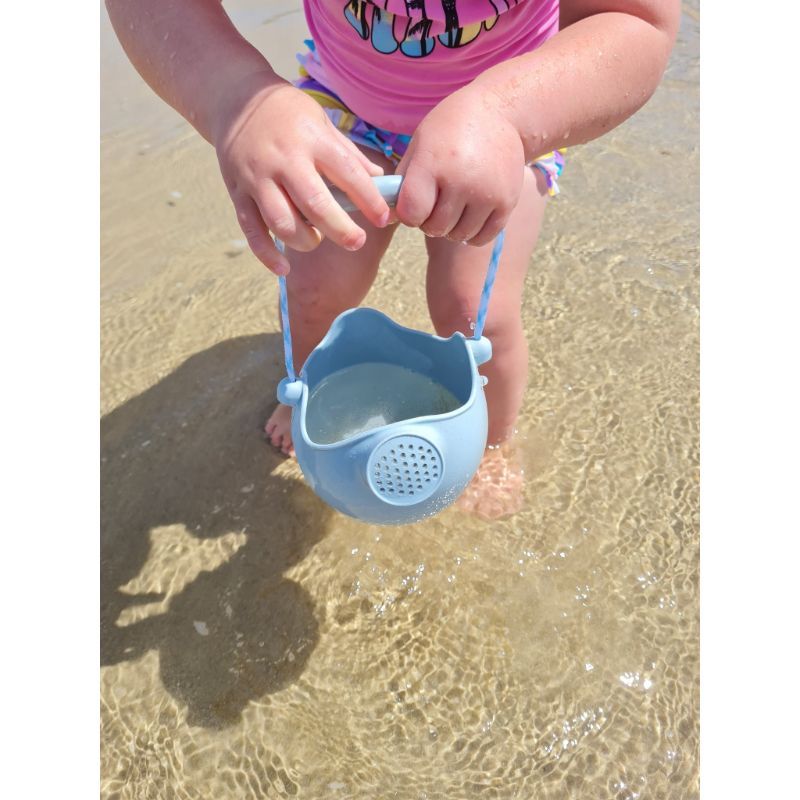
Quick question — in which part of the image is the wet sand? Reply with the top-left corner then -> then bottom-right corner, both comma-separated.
101,2 -> 699,797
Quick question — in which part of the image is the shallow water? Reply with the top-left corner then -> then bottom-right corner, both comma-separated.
306,363 -> 463,444
101,1 -> 699,797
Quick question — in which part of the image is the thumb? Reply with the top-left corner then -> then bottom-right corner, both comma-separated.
394,159 -> 437,229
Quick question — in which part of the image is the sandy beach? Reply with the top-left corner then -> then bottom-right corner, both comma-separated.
101,2 -> 699,797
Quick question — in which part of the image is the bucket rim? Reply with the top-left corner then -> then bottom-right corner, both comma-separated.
296,308 -> 484,451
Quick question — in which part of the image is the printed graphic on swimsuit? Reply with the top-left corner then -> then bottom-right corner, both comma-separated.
343,0 -> 506,58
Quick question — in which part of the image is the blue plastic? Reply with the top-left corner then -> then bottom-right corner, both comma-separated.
278,309 -> 493,525
275,176 -> 501,526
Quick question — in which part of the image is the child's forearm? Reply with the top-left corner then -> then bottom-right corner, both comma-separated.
105,0 -> 286,144
473,0 -> 680,161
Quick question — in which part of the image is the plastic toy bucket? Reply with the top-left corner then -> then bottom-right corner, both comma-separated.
274,176 -> 504,525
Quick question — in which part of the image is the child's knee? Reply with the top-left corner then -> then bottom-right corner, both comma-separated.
428,292 -> 477,338
428,292 -> 523,346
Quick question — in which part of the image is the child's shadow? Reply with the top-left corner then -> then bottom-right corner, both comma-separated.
101,334 -> 331,728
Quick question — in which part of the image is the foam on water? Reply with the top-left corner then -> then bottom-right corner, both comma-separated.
305,362 -> 462,444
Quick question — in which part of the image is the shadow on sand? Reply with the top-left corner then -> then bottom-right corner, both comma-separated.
101,334 -> 331,728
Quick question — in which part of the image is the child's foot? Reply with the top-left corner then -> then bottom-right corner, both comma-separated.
264,404 -> 294,456
457,443 -> 525,520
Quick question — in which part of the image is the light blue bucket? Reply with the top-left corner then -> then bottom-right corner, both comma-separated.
275,176 -> 504,525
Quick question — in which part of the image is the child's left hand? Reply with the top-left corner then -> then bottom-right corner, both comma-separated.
394,87 -> 525,247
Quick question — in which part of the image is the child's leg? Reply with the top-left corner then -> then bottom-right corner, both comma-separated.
425,166 -> 549,444
266,147 -> 397,454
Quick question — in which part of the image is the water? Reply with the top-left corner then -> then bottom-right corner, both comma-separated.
101,1 -> 698,796
306,362 -> 462,444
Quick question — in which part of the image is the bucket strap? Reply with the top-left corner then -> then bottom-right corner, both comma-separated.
276,232 -> 504,382
472,229 -> 504,341
275,239 -> 297,382
274,178 -> 505,383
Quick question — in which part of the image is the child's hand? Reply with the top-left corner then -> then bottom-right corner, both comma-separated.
394,88 -> 525,247
214,81 -> 391,274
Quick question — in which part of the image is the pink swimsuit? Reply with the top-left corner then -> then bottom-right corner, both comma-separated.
302,0 -> 561,134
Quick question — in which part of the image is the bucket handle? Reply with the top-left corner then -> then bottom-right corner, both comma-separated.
275,175 -> 504,382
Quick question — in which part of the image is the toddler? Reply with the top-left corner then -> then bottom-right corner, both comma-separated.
107,0 -> 679,518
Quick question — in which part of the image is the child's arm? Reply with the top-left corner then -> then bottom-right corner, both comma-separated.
105,0 -> 390,274
395,0 -> 681,246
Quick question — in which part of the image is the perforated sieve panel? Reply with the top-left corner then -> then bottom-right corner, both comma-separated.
367,436 -> 443,505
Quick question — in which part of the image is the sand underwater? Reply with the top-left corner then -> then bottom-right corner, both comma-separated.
101,1 -> 699,797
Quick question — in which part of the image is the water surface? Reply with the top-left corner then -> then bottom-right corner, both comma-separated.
307,363 -> 463,444
101,2 -> 699,797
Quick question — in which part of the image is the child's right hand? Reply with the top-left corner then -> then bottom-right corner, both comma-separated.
213,80 -> 391,274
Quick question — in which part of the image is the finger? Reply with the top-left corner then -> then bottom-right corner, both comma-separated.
317,137 -> 391,227
341,134 -> 385,177
284,170 -> 367,251
394,162 -> 437,228
445,204 -> 492,244
468,208 -> 507,248
327,121 -> 385,178
363,157 -> 386,178
253,182 -> 322,253
420,188 -> 465,238
234,195 -> 291,275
